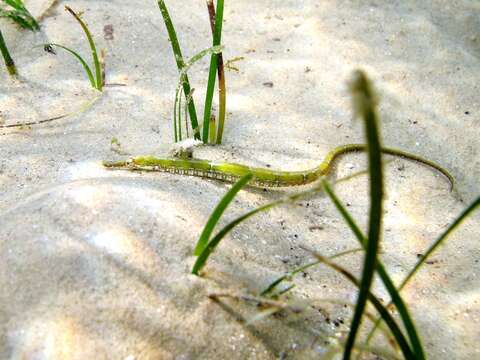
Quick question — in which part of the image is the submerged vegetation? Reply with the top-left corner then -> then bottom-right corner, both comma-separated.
41,6 -> 103,91
0,0 -> 39,75
1,1 -> 478,359
158,0 -> 227,144
190,72 -> 480,358
0,0 -> 39,31
0,28 -> 15,75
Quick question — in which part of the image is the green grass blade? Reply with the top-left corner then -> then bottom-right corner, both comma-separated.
64,6 -> 102,91
365,195 -> 480,347
343,71 -> 384,360
1,0 -> 39,30
173,46 -> 222,141
202,0 -> 224,143
178,87 -> 183,140
192,168 -> 370,276
207,0 -> 227,144
304,249 -> 415,360
261,261 -> 322,297
209,115 -> 216,143
0,9 -> 32,30
401,195 -> 480,290
193,199 -> 283,272
193,199 -> 362,277
157,0 -> 200,140
192,169 -> 370,266
193,173 -> 252,256
0,29 -> 16,75
3,0 -> 22,7
215,58 -> 226,144
321,179 -> 425,359
173,89 -> 178,142
192,174 -> 253,274
261,248 -> 363,297
39,43 -> 96,88
201,55 -> 217,143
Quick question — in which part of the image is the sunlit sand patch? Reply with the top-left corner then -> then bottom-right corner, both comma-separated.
8,315 -> 88,359
66,160 -> 112,181
67,184 -> 105,208
88,228 -> 136,256
223,93 -> 254,112
87,227 -> 158,270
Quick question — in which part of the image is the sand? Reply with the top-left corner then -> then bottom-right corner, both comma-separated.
1,0 -> 479,359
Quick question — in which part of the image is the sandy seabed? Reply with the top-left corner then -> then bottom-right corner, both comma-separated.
1,1 -> 479,359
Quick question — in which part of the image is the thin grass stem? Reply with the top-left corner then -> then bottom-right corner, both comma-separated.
39,43 -> 96,88
401,196 -> 480,290
173,46 -> 222,142
173,90 -> 178,142
64,6 -> 102,91
202,0 -> 224,143
192,169 -> 370,275
158,0 -> 200,140
261,248 -> 363,297
184,91 -> 189,138
303,248 -> 415,360
178,88 -> 183,141
1,0 -> 39,31
343,71 -> 384,360
193,173 -> 253,257
192,173 -> 253,274
365,195 -> 480,347
0,29 -> 16,75
207,0 -> 227,144
192,169 -> 369,274
321,178 -> 425,359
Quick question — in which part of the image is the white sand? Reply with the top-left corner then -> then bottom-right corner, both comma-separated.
1,0 -> 479,358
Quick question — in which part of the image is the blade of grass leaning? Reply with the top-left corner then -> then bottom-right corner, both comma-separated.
202,0 -> 224,143
0,9 -> 31,30
192,169 -> 371,272
184,88 -> 190,138
173,45 -> 223,141
173,88 -> 178,142
303,248 -> 415,360
207,0 -> 227,144
192,174 -> 253,274
193,198 -> 294,274
309,297 -> 397,349
193,173 -> 252,257
0,29 -> 16,75
365,195 -> 480,347
261,248 -> 363,297
400,195 -> 480,290
38,43 -> 95,88
1,0 -> 39,30
321,178 -> 425,359
157,0 -> 200,140
343,71 -> 384,360
64,6 -> 102,91
178,87 -> 183,140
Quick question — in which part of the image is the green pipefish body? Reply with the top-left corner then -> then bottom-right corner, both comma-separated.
103,143 -> 454,189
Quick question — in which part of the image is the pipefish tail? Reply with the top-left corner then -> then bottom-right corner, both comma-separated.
103,143 -> 454,189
